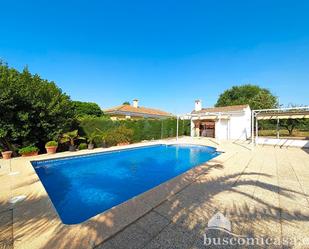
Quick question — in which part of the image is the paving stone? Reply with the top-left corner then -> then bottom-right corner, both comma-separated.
0,210 -> 13,249
2,138 -> 309,249
94,239 -> 117,249
143,223 -> 196,249
135,211 -> 170,237
103,223 -> 152,249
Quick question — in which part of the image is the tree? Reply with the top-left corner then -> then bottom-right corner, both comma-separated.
122,101 -> 130,105
60,130 -> 85,148
280,105 -> 307,136
0,62 -> 75,151
280,119 -> 305,136
215,84 -> 278,110
72,101 -> 103,117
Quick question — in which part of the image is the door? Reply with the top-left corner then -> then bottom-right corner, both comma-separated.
217,119 -> 228,140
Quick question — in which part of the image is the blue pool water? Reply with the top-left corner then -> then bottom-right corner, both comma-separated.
32,144 -> 220,224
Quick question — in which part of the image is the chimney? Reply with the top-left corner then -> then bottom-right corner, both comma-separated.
133,99 -> 139,108
195,99 -> 202,111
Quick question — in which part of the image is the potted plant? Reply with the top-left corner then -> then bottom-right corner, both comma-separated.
18,146 -> 39,157
45,141 -> 58,154
60,130 -> 85,152
0,148 -> 13,160
87,131 -> 100,150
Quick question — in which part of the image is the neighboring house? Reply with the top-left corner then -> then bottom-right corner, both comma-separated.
190,100 -> 251,140
104,99 -> 173,120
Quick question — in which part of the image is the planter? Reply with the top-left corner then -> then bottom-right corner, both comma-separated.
1,151 -> 12,160
69,145 -> 76,152
88,143 -> 94,150
117,142 -> 130,146
45,146 -> 58,154
21,151 -> 39,157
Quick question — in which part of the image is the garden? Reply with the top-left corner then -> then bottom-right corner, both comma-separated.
0,62 -> 190,159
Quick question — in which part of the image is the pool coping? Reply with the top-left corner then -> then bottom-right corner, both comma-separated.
7,138 -> 231,249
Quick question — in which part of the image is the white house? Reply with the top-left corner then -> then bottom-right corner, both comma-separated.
190,100 -> 251,141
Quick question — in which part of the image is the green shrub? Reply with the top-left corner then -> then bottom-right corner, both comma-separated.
79,116 -> 191,145
104,126 -> 134,146
73,101 -> 103,117
45,141 -> 58,147
18,146 -> 39,154
0,62 -> 75,153
78,143 -> 87,150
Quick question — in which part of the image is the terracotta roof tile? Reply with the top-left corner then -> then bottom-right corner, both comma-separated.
192,104 -> 249,114
104,105 -> 173,117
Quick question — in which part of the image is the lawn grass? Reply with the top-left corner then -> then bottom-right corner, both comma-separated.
259,129 -> 309,139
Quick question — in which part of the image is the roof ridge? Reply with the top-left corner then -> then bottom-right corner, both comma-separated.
104,105 -> 125,112
104,104 -> 172,117
192,104 -> 249,114
202,104 -> 248,109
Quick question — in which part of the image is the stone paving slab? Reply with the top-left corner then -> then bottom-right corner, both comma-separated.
0,210 -> 13,249
97,141 -> 309,249
2,138 -> 309,249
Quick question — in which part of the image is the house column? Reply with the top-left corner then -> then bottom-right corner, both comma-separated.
227,118 -> 231,140
195,121 -> 200,137
190,119 -> 195,137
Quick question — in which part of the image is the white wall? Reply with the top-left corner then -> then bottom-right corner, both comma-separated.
190,119 -> 195,137
229,107 -> 251,140
190,106 -> 252,141
215,119 -> 228,140
257,137 -> 309,148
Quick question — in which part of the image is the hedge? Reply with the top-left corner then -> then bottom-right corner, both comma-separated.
78,116 -> 191,145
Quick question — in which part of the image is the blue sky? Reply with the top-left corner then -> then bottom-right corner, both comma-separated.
1,0 -> 309,114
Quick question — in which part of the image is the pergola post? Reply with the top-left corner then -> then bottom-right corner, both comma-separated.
251,110 -> 255,146
276,118 -> 280,139
176,115 -> 179,141
255,115 -> 258,144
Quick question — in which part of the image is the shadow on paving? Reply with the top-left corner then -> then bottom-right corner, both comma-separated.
96,159 -> 309,249
1,153 -> 309,249
0,209 -> 13,249
302,147 -> 309,155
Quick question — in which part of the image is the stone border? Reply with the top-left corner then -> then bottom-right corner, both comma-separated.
6,138 -> 229,249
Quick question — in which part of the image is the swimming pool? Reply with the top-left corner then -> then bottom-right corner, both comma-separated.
32,144 -> 220,224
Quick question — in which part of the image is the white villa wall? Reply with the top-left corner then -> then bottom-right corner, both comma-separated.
215,119 -> 228,140
257,137 -> 309,148
190,106 -> 251,141
228,107 -> 251,140
190,120 -> 196,137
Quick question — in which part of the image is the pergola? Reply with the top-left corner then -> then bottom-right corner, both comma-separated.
251,106 -> 309,145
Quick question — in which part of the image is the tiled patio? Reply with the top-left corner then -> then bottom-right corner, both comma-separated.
1,138 -> 309,249
95,141 -> 309,249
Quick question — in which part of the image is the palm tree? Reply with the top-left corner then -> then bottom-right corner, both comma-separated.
60,130 -> 85,151
87,131 -> 101,149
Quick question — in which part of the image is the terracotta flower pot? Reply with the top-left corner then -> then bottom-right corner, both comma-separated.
45,146 -> 58,154
21,151 -> 39,157
1,151 -> 12,160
